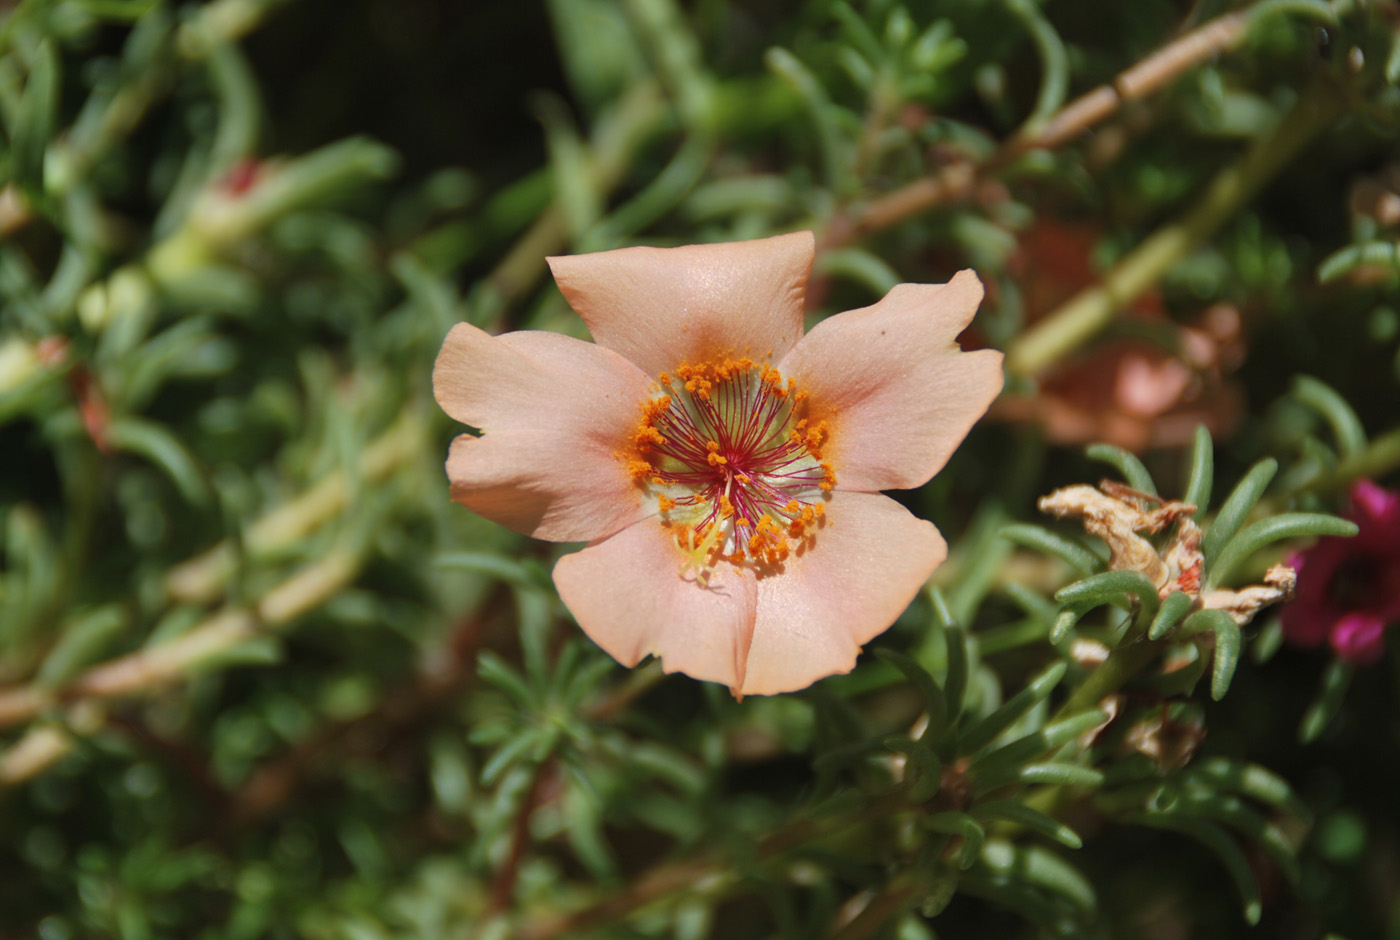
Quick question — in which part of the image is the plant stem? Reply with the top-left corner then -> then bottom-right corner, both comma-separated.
1309,428 -> 1400,494
1056,637 -> 1169,720
1006,80 -> 1339,377
824,4 -> 1258,248
0,546 -> 360,764
165,409 -> 423,604
511,792 -> 908,940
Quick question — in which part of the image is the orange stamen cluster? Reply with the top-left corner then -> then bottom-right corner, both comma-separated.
619,355 -> 836,577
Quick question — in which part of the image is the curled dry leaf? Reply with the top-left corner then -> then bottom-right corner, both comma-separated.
1039,480 -> 1293,625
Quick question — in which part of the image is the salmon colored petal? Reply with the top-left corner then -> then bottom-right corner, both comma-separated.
547,231 -> 814,377
434,324 -> 654,541
777,271 -> 1003,492
554,522 -> 760,691
739,492 -> 947,696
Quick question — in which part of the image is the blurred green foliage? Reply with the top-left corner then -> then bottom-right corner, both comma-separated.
2,0 -> 1400,938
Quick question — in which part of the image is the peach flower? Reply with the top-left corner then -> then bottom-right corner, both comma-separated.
433,232 -> 1002,696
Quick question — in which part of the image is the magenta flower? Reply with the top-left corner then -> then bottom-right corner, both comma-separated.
1280,480 -> 1400,664
433,232 -> 1003,696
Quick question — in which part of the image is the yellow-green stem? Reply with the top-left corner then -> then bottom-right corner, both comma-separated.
1007,81 -> 1340,377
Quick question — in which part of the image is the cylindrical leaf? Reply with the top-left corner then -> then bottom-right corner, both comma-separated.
1086,443 -> 1157,495
1183,425 -> 1214,516
1001,523 -> 1105,575
14,41 -> 59,191
1050,608 -> 1079,643
1183,608 -> 1242,700
1207,512 -> 1358,589
1017,762 -> 1104,788
876,648 -> 948,744
1055,570 -> 1159,627
971,799 -> 1084,849
959,660 -> 1067,755
1201,458 -> 1278,563
36,606 -> 129,688
1292,375 -> 1368,459
1149,590 -> 1195,640
1124,813 -> 1262,924
108,417 -> 211,506
969,709 -> 1106,783
1190,758 -> 1311,821
925,812 -> 984,870
1300,659 -> 1352,743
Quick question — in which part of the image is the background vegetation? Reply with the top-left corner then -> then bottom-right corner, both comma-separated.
2,0 -> 1399,937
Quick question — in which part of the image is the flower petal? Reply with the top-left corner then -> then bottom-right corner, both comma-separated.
554,521 -> 759,690
547,231 -> 815,377
1330,612 -> 1388,665
1350,479 -> 1400,551
739,492 -> 947,696
777,270 -> 1004,492
434,324 -> 654,541
1350,479 -> 1400,525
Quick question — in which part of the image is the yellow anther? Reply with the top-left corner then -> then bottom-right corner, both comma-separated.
621,353 -> 835,569
635,426 -> 665,448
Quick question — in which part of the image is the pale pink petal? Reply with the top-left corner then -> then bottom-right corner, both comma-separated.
547,231 -> 814,378
776,271 -> 1003,492
433,324 -> 654,541
739,492 -> 947,696
554,522 -> 760,690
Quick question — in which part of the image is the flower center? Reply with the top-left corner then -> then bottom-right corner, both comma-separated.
1329,554 -> 1382,610
620,356 -> 836,577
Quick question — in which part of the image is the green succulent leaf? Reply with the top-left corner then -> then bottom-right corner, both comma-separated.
1181,609 -> 1243,699
1149,590 -> 1195,640
959,660 -> 1067,755
971,800 -> 1084,850
1183,425 -> 1214,515
1054,570 -> 1160,626
1085,443 -> 1157,496
13,41 -> 59,193
876,648 -> 948,743
1001,523 -> 1105,576
925,812 -> 985,870
1292,375 -> 1368,459
1206,513 -> 1358,589
1124,813 -> 1262,924
1201,458 -> 1278,563
979,840 -> 1096,914
1300,659 -> 1354,743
